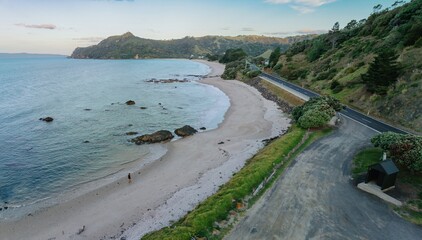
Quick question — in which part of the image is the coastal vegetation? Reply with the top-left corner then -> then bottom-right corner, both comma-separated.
266,0 -> 422,132
70,33 -> 313,59
292,96 -> 342,129
371,132 -> 422,173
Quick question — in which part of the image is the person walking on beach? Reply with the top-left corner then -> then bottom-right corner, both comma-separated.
128,173 -> 132,183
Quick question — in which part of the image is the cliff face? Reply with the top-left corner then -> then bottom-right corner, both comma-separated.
70,33 -> 314,59
270,1 -> 422,133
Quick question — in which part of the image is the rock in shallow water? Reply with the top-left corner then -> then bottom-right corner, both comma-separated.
174,125 -> 198,137
130,130 -> 174,145
126,100 -> 136,105
39,117 -> 54,122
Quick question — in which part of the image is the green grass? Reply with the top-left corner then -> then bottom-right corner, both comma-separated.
352,147 -> 383,176
142,126 -> 310,240
260,80 -> 305,106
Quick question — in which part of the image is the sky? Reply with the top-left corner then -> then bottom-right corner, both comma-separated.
0,0 -> 400,55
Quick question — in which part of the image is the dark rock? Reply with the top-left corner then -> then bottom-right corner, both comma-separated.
130,130 -> 174,145
125,131 -> 138,136
84,109 -> 92,111
218,141 -> 225,145
174,125 -> 197,137
83,141 -> 90,143
140,107 -> 147,110
128,124 -> 133,127
39,117 -> 54,122
200,127 -> 206,130
126,100 -> 136,105
4,206 -> 8,210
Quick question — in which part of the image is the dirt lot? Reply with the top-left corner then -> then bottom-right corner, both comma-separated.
226,116 -> 422,240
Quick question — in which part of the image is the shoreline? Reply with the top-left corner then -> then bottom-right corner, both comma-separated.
0,60 -> 290,240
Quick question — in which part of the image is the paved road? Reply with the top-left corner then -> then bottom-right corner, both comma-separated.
225,117 -> 422,240
260,73 -> 408,134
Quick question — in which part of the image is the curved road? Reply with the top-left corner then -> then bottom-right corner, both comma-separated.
226,116 -> 422,240
260,72 -> 408,134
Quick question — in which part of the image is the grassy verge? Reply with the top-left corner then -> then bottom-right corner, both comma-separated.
259,80 -> 305,106
142,125 -> 332,240
351,147 -> 383,176
352,148 -> 422,225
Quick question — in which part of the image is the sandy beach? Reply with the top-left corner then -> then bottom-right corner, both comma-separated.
0,61 -> 290,240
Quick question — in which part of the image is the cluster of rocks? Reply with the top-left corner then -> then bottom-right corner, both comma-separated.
145,78 -> 189,84
247,78 -> 293,113
130,125 -> 203,145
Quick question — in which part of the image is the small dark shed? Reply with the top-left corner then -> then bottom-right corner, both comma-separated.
365,160 -> 399,190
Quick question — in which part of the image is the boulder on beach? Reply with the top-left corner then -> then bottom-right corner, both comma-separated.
126,100 -> 136,105
39,117 -> 54,122
199,127 -> 206,130
174,125 -> 198,137
130,130 -> 174,145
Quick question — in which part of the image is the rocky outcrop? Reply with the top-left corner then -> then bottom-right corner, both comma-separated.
174,125 -> 198,137
125,131 -> 138,136
131,130 -> 174,145
39,117 -> 54,122
126,100 -> 136,105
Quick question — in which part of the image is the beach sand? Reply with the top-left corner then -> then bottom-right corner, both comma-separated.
0,61 -> 290,240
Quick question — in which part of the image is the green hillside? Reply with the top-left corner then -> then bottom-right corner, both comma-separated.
70,32 -> 313,59
269,0 -> 422,133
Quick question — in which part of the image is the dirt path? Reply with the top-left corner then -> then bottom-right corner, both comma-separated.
226,116 -> 422,240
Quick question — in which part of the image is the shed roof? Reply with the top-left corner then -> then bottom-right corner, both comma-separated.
370,159 -> 399,175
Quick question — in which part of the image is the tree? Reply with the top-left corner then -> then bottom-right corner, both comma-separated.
361,49 -> 400,95
269,47 -> 281,68
219,48 -> 247,63
328,22 -> 341,48
373,4 -> 383,14
344,20 -> 358,30
371,132 -> 422,173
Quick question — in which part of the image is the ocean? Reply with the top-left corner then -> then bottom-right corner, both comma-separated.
0,54 -> 229,219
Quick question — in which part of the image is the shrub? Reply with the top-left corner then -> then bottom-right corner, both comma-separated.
292,96 -> 342,129
371,132 -> 422,173
298,109 -> 331,128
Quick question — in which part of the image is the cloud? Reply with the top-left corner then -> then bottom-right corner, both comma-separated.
15,23 -> 56,30
221,27 -> 230,31
264,0 -> 336,13
241,27 -> 255,32
73,37 -> 104,43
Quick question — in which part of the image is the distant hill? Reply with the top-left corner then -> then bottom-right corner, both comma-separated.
269,0 -> 422,133
70,33 -> 314,59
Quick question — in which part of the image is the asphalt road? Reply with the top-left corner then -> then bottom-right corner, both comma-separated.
225,116 -> 422,240
260,73 -> 408,134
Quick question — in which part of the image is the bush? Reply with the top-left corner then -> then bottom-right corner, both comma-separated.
371,132 -> 422,173
221,60 -> 245,79
298,109 -> 331,128
292,96 -> 342,129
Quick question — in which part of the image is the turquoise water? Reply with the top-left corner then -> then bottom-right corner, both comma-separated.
0,54 -> 229,217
